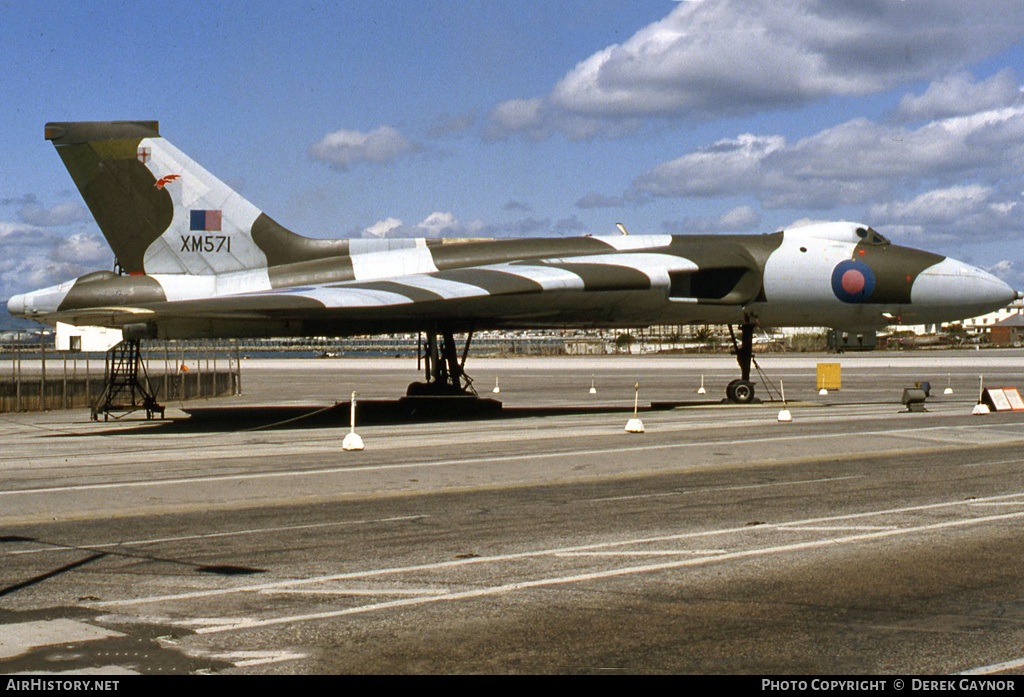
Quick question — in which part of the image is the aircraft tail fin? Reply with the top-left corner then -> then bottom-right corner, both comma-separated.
45,121 -> 337,276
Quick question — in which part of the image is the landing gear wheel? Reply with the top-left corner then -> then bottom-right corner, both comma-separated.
408,329 -> 477,397
726,379 -> 756,404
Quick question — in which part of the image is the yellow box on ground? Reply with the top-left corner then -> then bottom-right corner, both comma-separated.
817,363 -> 841,391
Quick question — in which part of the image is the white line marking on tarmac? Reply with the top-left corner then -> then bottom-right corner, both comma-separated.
959,656 -> 1024,675
85,490 -> 1024,632
176,617 -> 259,629
188,509 -> 1024,635
960,459 -> 1024,468
555,550 -> 728,557
966,502 -> 1024,507
777,525 -> 897,532
88,490 -> 1024,608
586,491 -> 683,502
259,588 -> 448,597
211,650 -> 309,667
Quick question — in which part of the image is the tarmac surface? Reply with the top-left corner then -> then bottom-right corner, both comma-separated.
3,350 -> 1024,675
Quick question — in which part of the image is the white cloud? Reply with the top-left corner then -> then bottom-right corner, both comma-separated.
866,185 -> 1023,242
50,233 -> 115,265
361,217 -> 404,239
664,205 -> 762,234
358,211 -> 571,240
360,212 -> 485,239
984,260 -> 1024,290
0,221 -> 56,248
309,126 -> 421,170
630,99 -> 1024,211
895,69 -> 1023,121
18,200 -> 89,227
0,222 -> 114,303
490,0 -> 1024,139
416,211 -> 459,237
867,185 -> 996,224
634,134 -> 786,199
485,98 -> 548,141
717,205 -> 761,231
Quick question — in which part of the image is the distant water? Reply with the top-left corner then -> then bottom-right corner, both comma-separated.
244,350 -> 415,359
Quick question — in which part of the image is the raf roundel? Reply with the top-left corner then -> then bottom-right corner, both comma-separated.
831,259 -> 876,303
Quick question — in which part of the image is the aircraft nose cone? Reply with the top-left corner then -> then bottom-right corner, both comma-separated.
6,293 -> 25,317
912,258 -> 1016,312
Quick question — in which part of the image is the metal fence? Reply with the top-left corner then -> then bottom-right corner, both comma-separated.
0,338 -> 241,413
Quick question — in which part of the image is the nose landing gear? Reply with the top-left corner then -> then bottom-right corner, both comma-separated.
727,323 -> 757,404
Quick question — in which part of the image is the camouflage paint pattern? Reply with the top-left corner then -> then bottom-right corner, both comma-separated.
6,122 -> 1015,340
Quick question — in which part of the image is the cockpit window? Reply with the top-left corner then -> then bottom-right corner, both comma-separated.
856,227 -> 889,246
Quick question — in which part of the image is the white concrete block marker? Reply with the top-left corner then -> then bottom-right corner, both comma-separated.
589,376 -> 597,395
777,380 -> 792,423
492,376 -> 501,394
972,375 -> 990,415
342,391 -> 365,450
625,382 -> 645,433
697,374 -> 706,395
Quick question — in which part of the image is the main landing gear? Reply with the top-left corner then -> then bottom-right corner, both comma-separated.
726,323 -> 757,404
406,330 -> 477,397
402,329 -> 501,419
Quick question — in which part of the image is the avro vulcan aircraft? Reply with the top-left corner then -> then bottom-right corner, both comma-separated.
7,121 -> 1017,404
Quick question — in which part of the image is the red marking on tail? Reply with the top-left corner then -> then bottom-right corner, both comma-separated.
155,174 -> 181,190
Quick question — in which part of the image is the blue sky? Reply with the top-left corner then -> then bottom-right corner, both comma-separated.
3,0 -> 1024,306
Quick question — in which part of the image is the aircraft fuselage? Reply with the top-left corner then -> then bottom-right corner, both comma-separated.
8,223 -> 1014,340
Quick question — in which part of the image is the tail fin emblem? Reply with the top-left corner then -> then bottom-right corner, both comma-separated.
137,147 -> 151,163
155,174 -> 181,190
